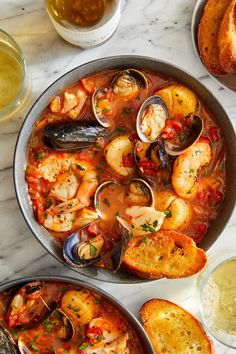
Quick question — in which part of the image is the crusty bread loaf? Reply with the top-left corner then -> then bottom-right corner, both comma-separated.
218,0 -> 236,74
122,230 -> 207,279
198,0 -> 232,75
140,299 -> 214,354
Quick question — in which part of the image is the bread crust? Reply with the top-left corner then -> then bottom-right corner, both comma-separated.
140,299 -> 214,354
122,230 -> 207,279
218,0 -> 236,73
198,0 -> 232,75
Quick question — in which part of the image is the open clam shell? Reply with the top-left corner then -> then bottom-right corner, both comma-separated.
92,88 -> 112,128
164,114 -> 203,156
63,222 -> 104,268
136,95 -> 168,143
94,178 -> 155,220
111,68 -> 148,98
43,121 -> 108,151
0,327 -> 17,354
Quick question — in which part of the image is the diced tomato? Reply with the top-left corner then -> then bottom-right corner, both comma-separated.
81,78 -> 96,94
209,189 -> 224,207
208,126 -> 220,142
87,223 -> 99,236
87,326 -> 103,338
138,160 -> 155,169
40,178 -> 51,194
123,154 -> 135,167
162,119 -> 182,139
198,136 -> 210,144
193,223 -> 207,243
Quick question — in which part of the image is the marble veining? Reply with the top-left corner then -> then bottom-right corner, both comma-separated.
0,1 -> 236,353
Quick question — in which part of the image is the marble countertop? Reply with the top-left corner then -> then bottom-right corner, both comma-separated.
1,0 -> 236,353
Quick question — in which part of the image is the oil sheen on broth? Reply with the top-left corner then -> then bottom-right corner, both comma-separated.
0,43 -> 24,113
202,258 -> 236,334
47,0 -> 114,27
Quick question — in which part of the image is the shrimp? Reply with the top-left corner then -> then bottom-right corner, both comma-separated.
36,154 -> 98,232
172,139 -> 212,199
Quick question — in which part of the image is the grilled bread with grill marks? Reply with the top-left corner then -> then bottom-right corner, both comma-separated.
140,299 -> 214,354
122,230 -> 207,279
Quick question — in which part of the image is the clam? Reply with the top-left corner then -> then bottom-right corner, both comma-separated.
92,88 -> 112,128
43,121 -> 108,151
18,309 -> 74,353
136,95 -> 168,143
63,223 -> 104,268
134,139 -> 172,186
164,114 -> 203,156
94,178 -> 155,220
111,68 -> 148,99
111,217 -> 132,272
0,327 -> 17,354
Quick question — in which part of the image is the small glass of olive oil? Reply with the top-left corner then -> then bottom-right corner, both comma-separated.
0,30 -> 29,122
197,251 -> 236,348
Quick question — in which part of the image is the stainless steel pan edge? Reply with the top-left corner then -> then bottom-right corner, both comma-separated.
0,275 -> 155,353
14,55 -> 236,283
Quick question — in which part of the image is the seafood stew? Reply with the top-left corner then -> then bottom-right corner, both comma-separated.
25,67 -> 226,276
0,279 -> 147,353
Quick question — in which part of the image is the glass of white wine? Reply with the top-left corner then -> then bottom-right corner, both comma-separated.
0,30 -> 30,122
196,250 -> 236,348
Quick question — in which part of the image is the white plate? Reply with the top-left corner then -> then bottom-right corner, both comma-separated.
191,0 -> 236,92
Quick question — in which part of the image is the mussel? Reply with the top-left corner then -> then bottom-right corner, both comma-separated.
18,309 -> 74,354
43,121 -> 108,151
134,139 -> 172,186
94,178 -> 155,220
136,95 -> 168,143
111,68 -> 148,99
63,222 -> 104,268
111,217 -> 132,272
164,114 -> 203,156
0,327 -> 17,354
7,282 -> 58,329
92,88 -> 112,128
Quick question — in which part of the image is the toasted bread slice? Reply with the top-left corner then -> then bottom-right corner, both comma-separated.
122,230 -> 207,279
140,299 -> 214,354
218,0 -> 236,74
198,0 -> 232,75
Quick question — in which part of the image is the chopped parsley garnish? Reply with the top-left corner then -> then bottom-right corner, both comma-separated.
35,152 -> 44,160
103,107 -> 111,113
43,318 -> 53,334
76,164 -> 85,170
140,221 -> 156,233
179,133 -> 186,143
103,197 -> 110,207
142,236 -> 149,243
79,343 -> 89,350
68,166 -> 72,173
90,243 -> 97,257
45,199 -> 52,208
67,304 -> 80,313
115,125 -> 126,135
153,220 -> 158,228
123,107 -> 132,114
43,212 -> 48,220
164,209 -> 172,218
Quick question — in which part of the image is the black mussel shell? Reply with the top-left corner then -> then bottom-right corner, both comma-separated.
111,217 -> 132,272
44,121 -> 108,151
63,228 -> 102,268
